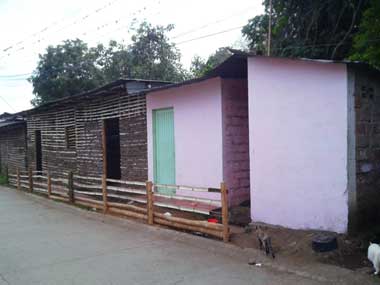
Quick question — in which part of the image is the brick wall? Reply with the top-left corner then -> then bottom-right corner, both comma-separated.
222,79 -> 250,206
0,124 -> 27,174
354,67 -> 380,229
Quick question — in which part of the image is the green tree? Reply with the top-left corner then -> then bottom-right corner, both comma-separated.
350,0 -> 380,68
29,39 -> 103,106
190,47 -> 232,77
128,22 -> 187,82
30,22 -> 187,106
242,0 -> 370,60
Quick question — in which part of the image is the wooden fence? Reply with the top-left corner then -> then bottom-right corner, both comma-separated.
8,168 -> 230,242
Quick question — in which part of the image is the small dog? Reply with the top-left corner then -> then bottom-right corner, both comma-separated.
368,242 -> 380,275
256,226 -> 275,259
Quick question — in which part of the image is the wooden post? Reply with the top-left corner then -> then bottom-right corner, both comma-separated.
28,167 -> 33,192
101,120 -> 107,178
102,174 -> 108,213
221,182 -> 229,243
146,181 -> 154,225
16,167 -> 20,191
68,171 -> 74,203
47,173 -> 52,198
101,120 -> 108,214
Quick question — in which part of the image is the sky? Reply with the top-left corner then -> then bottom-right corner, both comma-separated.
0,0 -> 263,114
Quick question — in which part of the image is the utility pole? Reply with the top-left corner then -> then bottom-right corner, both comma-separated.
267,0 -> 273,56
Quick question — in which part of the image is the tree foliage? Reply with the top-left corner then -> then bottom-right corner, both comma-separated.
190,47 -> 232,77
350,0 -> 380,68
242,0 -> 370,60
29,22 -> 187,106
29,39 -> 103,106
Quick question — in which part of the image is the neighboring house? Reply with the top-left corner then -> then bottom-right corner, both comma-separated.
146,51 -> 380,233
21,79 -> 170,180
146,57 -> 249,206
0,113 -> 27,174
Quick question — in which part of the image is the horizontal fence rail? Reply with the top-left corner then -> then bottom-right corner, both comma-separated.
8,167 -> 230,242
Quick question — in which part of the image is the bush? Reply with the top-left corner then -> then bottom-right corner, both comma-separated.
0,174 -> 7,185
0,168 -> 8,185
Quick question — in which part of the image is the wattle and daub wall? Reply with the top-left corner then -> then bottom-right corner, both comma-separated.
26,91 -> 148,182
0,124 -> 27,174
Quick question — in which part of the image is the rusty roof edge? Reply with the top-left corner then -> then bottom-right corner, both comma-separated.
18,78 -> 173,116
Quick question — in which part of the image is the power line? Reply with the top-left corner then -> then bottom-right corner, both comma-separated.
172,6 -> 255,40
0,0 -> 125,59
0,73 -> 32,78
175,26 -> 244,45
0,95 -> 16,112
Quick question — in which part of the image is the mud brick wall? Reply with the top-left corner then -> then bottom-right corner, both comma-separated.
222,79 -> 250,206
120,115 -> 148,182
26,92 -> 148,182
76,119 -> 103,178
354,68 -> 380,229
0,124 -> 27,174
27,106 -> 77,178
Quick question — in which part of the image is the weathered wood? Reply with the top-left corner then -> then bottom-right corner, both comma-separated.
68,171 -> 74,203
47,174 -> 52,198
75,196 -> 104,205
28,167 -> 33,192
221,182 -> 230,243
108,207 -> 147,220
154,218 -> 224,239
146,181 -> 154,225
75,200 -> 104,210
16,167 -> 20,191
154,212 -> 224,231
101,120 -> 107,178
50,195 -> 69,202
102,174 -> 108,214
107,201 -> 147,214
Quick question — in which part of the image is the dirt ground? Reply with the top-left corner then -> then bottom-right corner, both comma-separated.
229,224 -> 375,271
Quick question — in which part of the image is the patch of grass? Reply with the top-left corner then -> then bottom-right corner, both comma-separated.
0,173 -> 8,185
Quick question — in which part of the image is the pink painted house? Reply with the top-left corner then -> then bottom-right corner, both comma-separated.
145,51 -> 380,234
146,56 -> 250,206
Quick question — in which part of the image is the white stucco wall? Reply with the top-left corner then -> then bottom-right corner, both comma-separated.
248,57 -> 348,233
146,77 -> 223,197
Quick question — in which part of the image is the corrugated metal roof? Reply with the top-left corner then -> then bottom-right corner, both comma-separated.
20,78 -> 172,115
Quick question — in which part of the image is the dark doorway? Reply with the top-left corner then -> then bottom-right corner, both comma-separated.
104,118 -> 121,179
35,130 -> 42,172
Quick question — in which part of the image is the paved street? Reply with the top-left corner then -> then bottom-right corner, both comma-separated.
0,186 -> 375,285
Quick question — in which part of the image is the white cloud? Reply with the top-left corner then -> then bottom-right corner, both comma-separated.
0,0 -> 263,114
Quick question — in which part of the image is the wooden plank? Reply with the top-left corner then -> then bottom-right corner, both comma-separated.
28,167 -> 33,193
221,182 -> 229,243
154,212 -> 223,231
68,171 -> 74,203
146,181 -> 154,225
47,174 -> 52,198
154,218 -> 223,239
102,174 -> 108,214
107,202 -> 147,214
108,207 -> 147,220
16,167 -> 20,191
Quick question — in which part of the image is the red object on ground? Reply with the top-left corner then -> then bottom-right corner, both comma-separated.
208,218 -> 218,223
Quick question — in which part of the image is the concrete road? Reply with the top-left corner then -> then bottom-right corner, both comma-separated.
0,186 -> 375,285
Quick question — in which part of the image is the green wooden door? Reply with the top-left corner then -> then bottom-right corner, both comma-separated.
153,108 -> 175,195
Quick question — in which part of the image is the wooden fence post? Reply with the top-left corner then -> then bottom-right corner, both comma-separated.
47,173 -> 52,198
28,167 -> 33,193
68,171 -> 74,203
221,182 -> 229,243
102,174 -> 108,213
16,167 -> 20,191
146,181 -> 154,225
